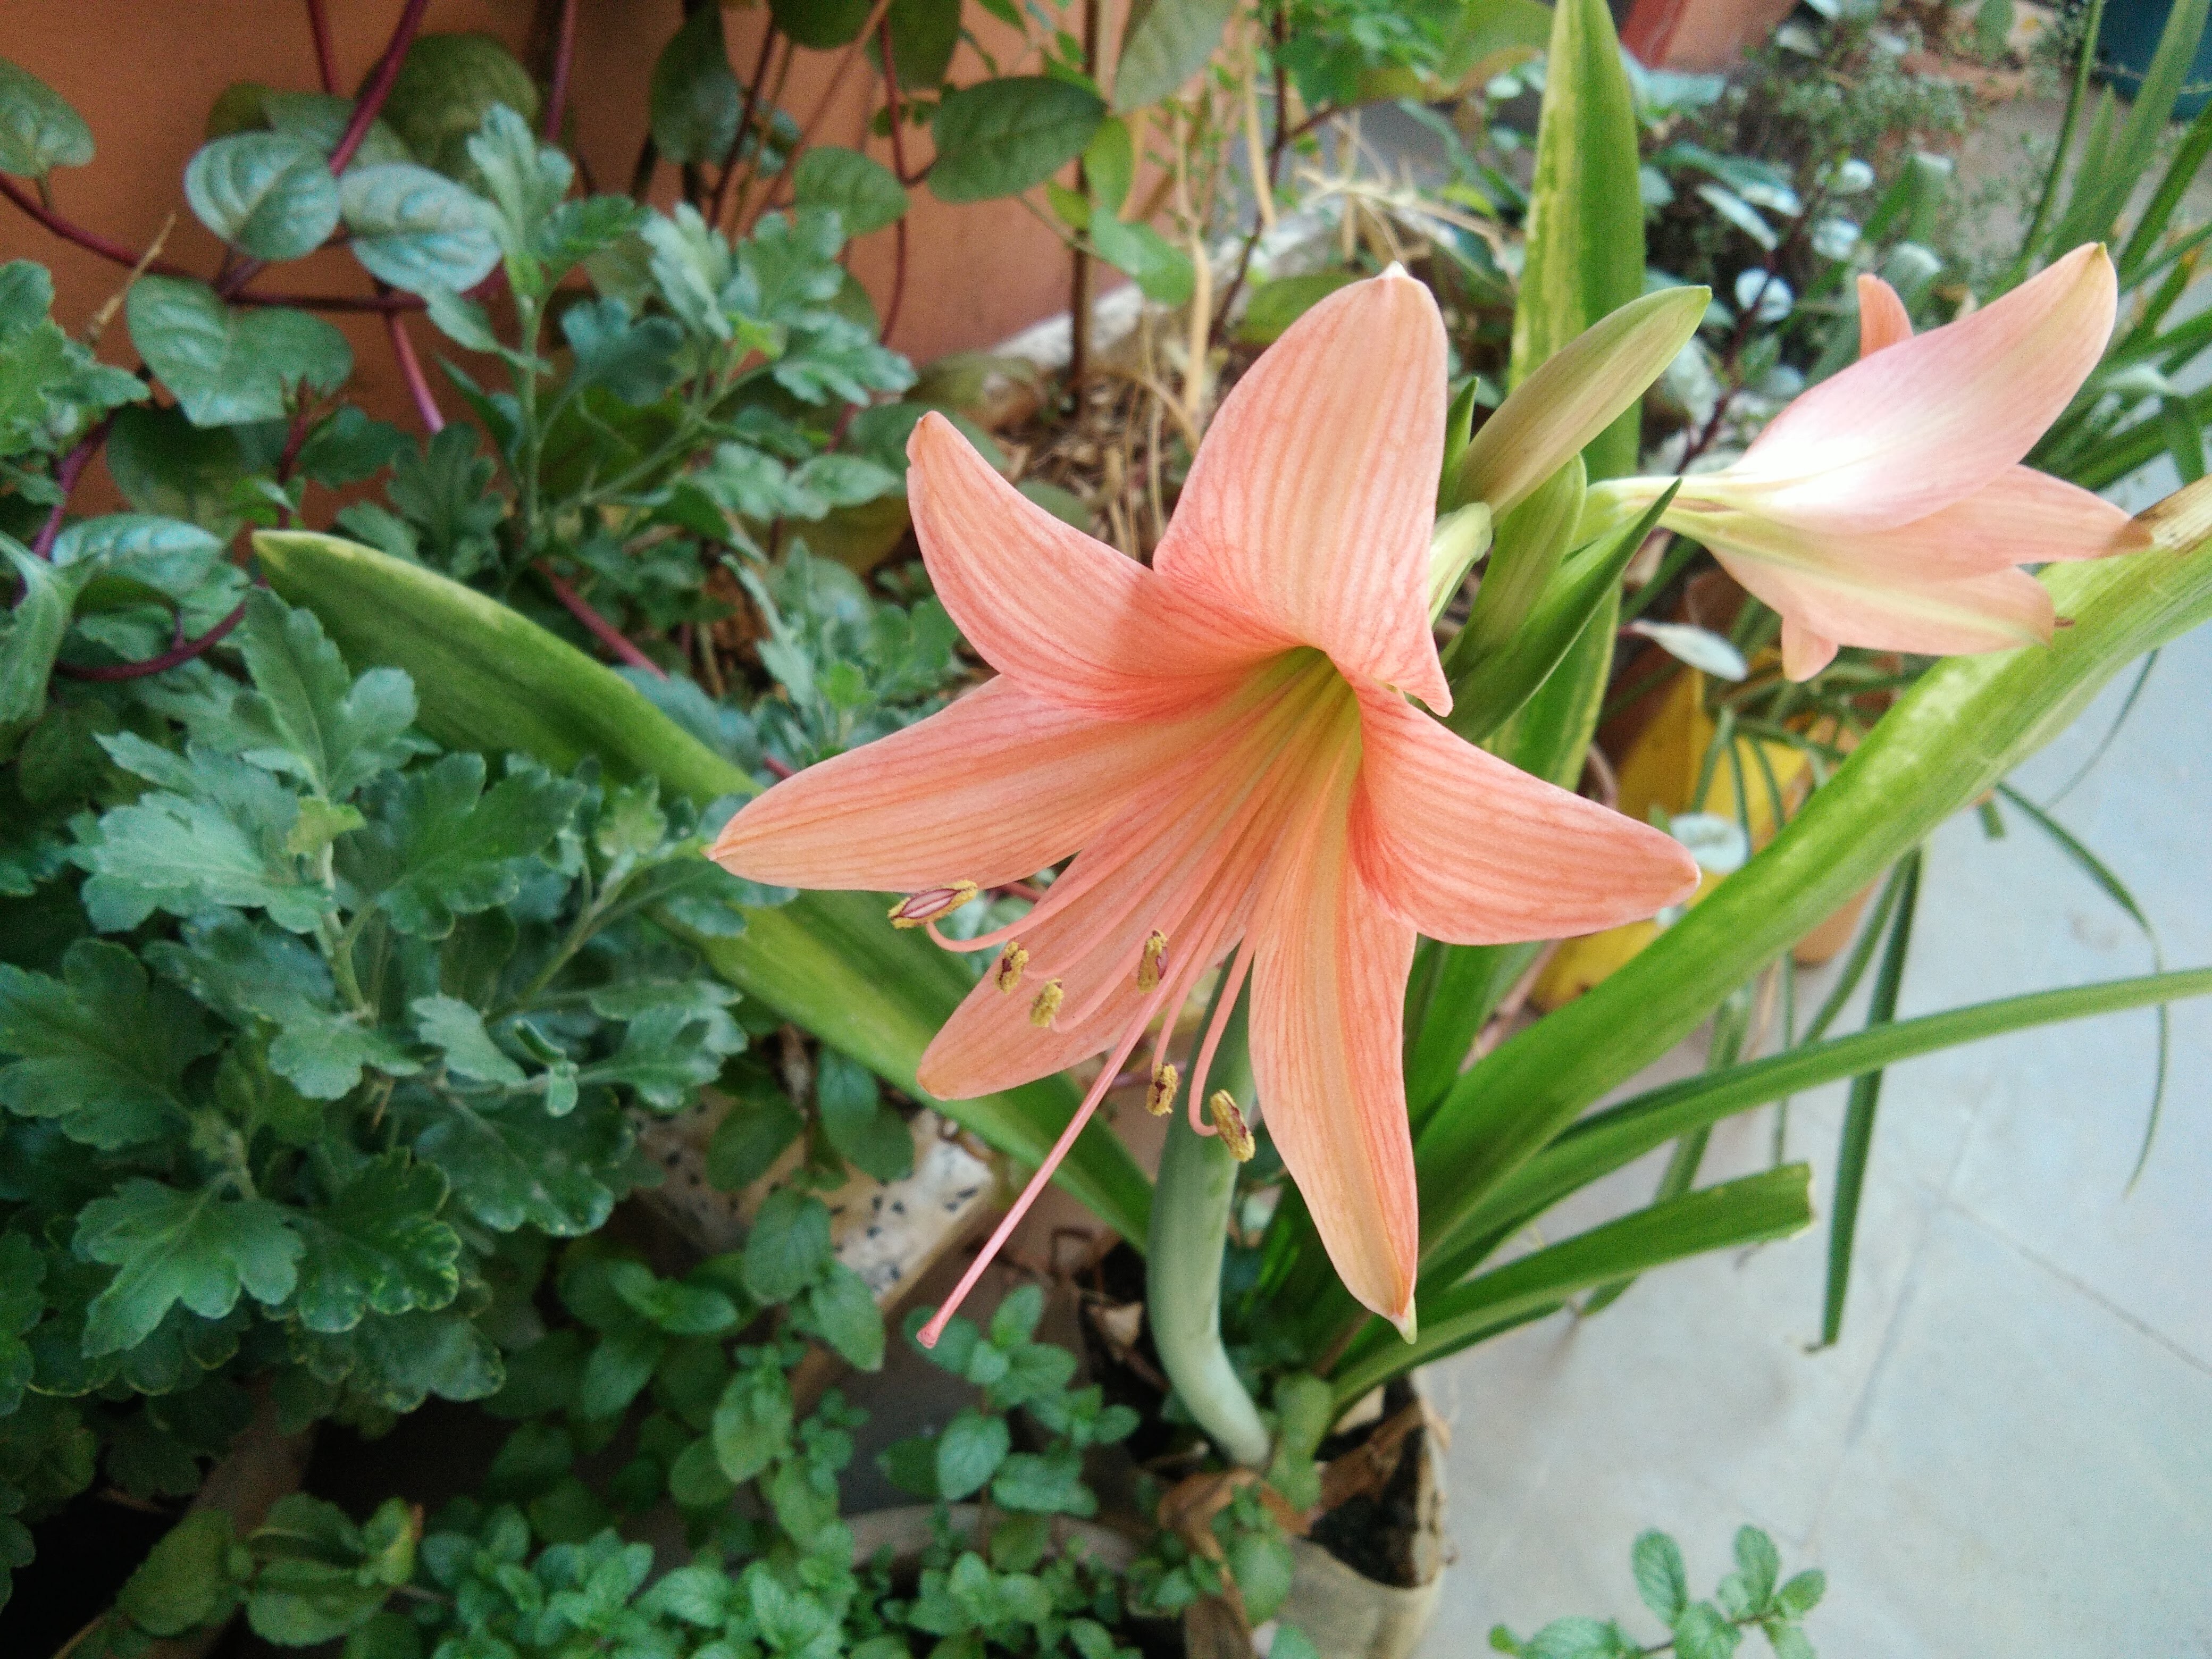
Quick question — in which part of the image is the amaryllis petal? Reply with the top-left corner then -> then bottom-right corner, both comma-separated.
908,413 -> 1278,719
1677,464 -> 2144,584
1154,270 -> 1453,711
1715,549 -> 2055,669
1348,683 -> 1699,944
708,677 -> 1197,891
1727,245 -> 2116,531
1249,738 -> 1420,1331
1857,273 -> 1913,356
1781,618 -> 1839,680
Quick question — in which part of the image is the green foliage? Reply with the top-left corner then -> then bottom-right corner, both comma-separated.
0,594 -> 771,1593
0,57 -> 94,179
1492,1525 -> 1826,1658
930,78 -> 1107,204
125,278 -> 352,429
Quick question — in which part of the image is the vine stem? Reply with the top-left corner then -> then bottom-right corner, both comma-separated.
877,16 -> 912,338
540,567 -> 668,676
305,0 -> 339,92
29,419 -> 113,559
383,303 -> 445,432
1147,983 -> 1272,1468
0,175 -> 197,281
52,598 -> 249,682
331,0 -> 433,173
710,23 -> 786,229
543,0 -> 580,140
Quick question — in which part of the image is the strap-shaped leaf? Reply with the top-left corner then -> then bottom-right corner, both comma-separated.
1329,1166 -> 1815,1403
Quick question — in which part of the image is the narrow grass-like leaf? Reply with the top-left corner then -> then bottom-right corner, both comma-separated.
1329,1166 -> 1815,1404
1820,846 -> 1918,1348
1428,964 -> 2212,1289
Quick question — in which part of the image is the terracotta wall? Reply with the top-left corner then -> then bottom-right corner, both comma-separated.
2,0 -> 1094,429
1622,0 -> 1795,71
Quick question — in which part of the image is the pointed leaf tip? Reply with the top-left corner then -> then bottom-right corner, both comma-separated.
1455,286 -> 1708,516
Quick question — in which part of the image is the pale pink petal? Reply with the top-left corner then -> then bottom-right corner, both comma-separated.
1781,617 -> 1839,679
1347,683 -> 1699,945
1680,464 -> 2144,581
1714,549 -> 2055,668
709,677 -> 1196,891
1154,270 -> 1453,711
1729,245 -> 2116,531
909,413 -> 1280,719
1247,736 -> 1420,1332
1857,274 -> 1913,356
916,914 -> 1151,1098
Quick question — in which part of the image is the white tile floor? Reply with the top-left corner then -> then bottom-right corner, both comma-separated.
1414,619 -> 2212,1655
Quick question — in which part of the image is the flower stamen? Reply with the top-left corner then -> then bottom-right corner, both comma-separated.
1146,1063 -> 1179,1117
1136,930 -> 1168,991
1028,979 -> 1064,1027
993,942 -> 1029,992
1209,1091 -> 1255,1161
889,880 -> 979,929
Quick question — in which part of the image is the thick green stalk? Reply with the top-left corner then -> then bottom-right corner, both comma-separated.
1147,993 -> 1270,1468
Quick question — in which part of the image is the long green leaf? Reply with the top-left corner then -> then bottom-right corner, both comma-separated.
1819,847 -> 1919,1347
1406,480 -> 2212,1300
1328,1166 -> 1815,1404
1581,981 -> 1755,1317
2119,94 -> 2212,284
1430,965 -> 2212,1283
255,530 -> 1153,1244
2049,0 -> 2210,254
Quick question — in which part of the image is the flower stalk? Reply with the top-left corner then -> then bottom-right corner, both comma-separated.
1147,984 -> 1271,1469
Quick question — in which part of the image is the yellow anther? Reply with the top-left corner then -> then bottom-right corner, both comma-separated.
1209,1091 -> 1255,1162
993,941 -> 1029,993
1145,1063 -> 1179,1117
1028,979 -> 1064,1028
888,880 -> 980,929
1136,930 -> 1168,992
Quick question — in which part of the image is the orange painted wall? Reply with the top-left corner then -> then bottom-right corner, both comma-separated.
1,0 -> 1091,430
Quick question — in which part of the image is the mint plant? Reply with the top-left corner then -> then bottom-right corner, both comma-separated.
1489,1526 -> 1828,1659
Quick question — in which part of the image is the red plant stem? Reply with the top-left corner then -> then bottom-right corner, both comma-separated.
544,0 -> 580,140
305,0 -> 340,93
53,598 -> 249,681
0,176 -> 197,281
384,307 -> 445,432
241,287 -> 425,312
876,19 -> 911,340
331,0 -> 433,174
757,0 -> 895,217
540,567 -> 668,677
29,420 -> 114,560
761,753 -> 795,780
709,23 -> 783,230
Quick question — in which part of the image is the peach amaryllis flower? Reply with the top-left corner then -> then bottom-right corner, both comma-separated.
1593,244 -> 2145,680
710,272 -> 1698,1344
